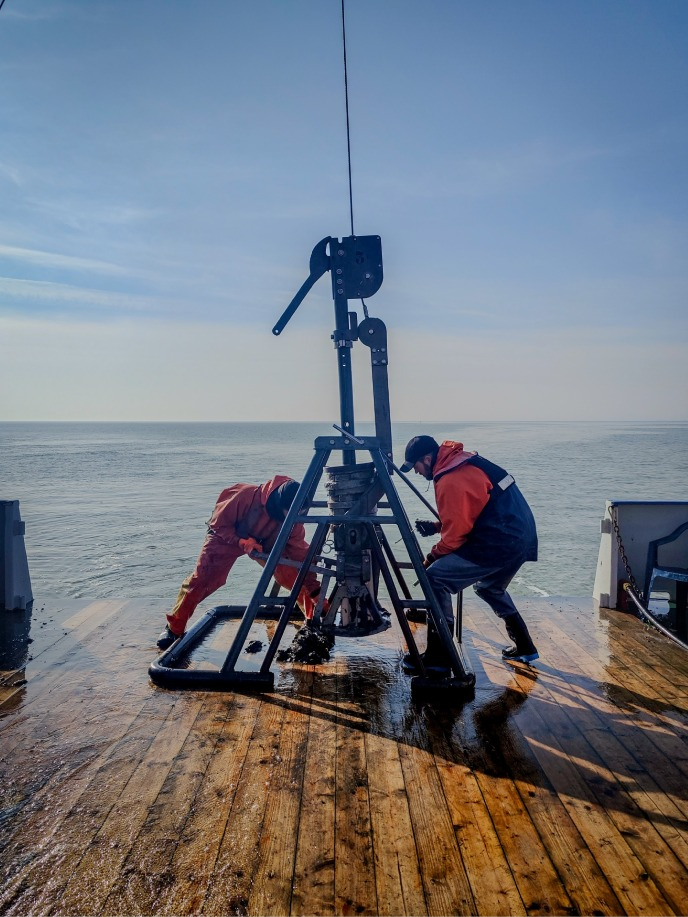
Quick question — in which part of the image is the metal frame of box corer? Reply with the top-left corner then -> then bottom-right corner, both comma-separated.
149,236 -> 475,699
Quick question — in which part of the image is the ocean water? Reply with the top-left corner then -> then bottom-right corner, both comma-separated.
1,421 -> 686,607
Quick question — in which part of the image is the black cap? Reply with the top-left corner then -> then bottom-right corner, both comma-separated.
400,435 -> 440,472
267,479 -> 300,520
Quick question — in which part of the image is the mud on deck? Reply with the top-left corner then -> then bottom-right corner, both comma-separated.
1,595 -> 688,916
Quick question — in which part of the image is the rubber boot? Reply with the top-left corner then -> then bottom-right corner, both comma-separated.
157,625 -> 183,650
403,623 -> 453,674
502,612 -> 538,662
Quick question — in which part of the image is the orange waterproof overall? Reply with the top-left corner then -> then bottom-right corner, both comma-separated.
167,476 -> 321,636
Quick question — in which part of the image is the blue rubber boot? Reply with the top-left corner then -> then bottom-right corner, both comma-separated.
502,612 -> 539,663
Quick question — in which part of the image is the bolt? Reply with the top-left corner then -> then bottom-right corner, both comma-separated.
338,249 -> 345,255
368,328 -> 374,334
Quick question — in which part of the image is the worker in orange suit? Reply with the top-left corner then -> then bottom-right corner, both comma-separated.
157,476 -> 323,649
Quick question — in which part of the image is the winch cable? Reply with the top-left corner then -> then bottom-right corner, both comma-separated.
341,0 -> 354,237
340,0 -> 370,319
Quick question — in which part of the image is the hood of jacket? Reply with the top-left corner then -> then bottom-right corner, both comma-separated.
258,475 -> 294,507
432,441 -> 477,481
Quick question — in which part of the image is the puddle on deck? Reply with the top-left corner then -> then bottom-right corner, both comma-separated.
160,612 -> 530,755
171,614 -> 408,679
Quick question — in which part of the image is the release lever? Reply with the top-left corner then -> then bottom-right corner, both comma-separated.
272,237 -> 332,335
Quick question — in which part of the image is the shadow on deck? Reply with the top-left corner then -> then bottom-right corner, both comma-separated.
1,595 -> 687,916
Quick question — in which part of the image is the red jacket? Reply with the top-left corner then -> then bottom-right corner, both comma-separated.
430,442 -> 491,559
208,476 -> 319,594
429,441 -> 538,565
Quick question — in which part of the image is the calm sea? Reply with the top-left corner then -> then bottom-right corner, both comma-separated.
1,421 -> 686,606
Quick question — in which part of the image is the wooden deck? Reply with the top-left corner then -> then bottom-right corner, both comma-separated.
1,594 -> 688,916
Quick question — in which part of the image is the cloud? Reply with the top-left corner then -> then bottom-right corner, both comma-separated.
24,197 -> 159,232
0,0 -> 102,24
364,138 -> 618,202
0,277 -> 167,316
0,244 -> 129,276
0,161 -> 23,187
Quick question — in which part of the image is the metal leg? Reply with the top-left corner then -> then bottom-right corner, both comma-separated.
375,524 -> 413,600
367,523 -> 426,675
369,449 -> 474,687
219,447 -> 330,676
456,590 -> 463,642
259,522 -> 330,674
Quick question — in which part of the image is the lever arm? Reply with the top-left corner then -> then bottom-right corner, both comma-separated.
272,237 -> 331,335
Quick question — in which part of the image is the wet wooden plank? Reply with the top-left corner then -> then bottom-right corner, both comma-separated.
513,601 -> 688,787
462,621 -> 602,916
602,646 -> 688,776
57,693 -> 211,915
0,670 -> 25,712
199,690 -> 288,916
102,694 -> 233,916
521,698 -> 677,915
522,666 -> 688,912
0,603 -> 169,911
530,602 -> 688,785
156,693 -> 264,916
365,729 -> 427,916
334,662 -> 377,916
447,644 -> 621,914
248,672 -> 314,917
463,729 -> 575,914
2,596 -> 688,917
397,722 -> 476,916
464,614 -> 631,916
0,599 -> 136,755
468,604 -> 681,916
291,669 -> 338,916
615,614 -> 688,694
433,752 -> 527,917
553,644 -> 688,827
0,693 -> 187,915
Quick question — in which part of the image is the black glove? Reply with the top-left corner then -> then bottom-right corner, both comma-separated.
415,519 -> 438,537
423,553 -> 437,569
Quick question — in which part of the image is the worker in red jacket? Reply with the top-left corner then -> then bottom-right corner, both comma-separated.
401,435 -> 538,672
157,476 -> 323,649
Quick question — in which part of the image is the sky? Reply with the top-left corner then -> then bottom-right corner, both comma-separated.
0,0 -> 686,422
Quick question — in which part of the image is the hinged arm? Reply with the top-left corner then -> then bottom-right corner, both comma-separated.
272,238 -> 331,336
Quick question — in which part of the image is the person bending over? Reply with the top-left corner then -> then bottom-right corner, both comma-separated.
157,476 -> 322,649
401,435 -> 538,671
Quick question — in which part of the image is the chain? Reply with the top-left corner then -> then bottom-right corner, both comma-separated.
608,504 -> 644,600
